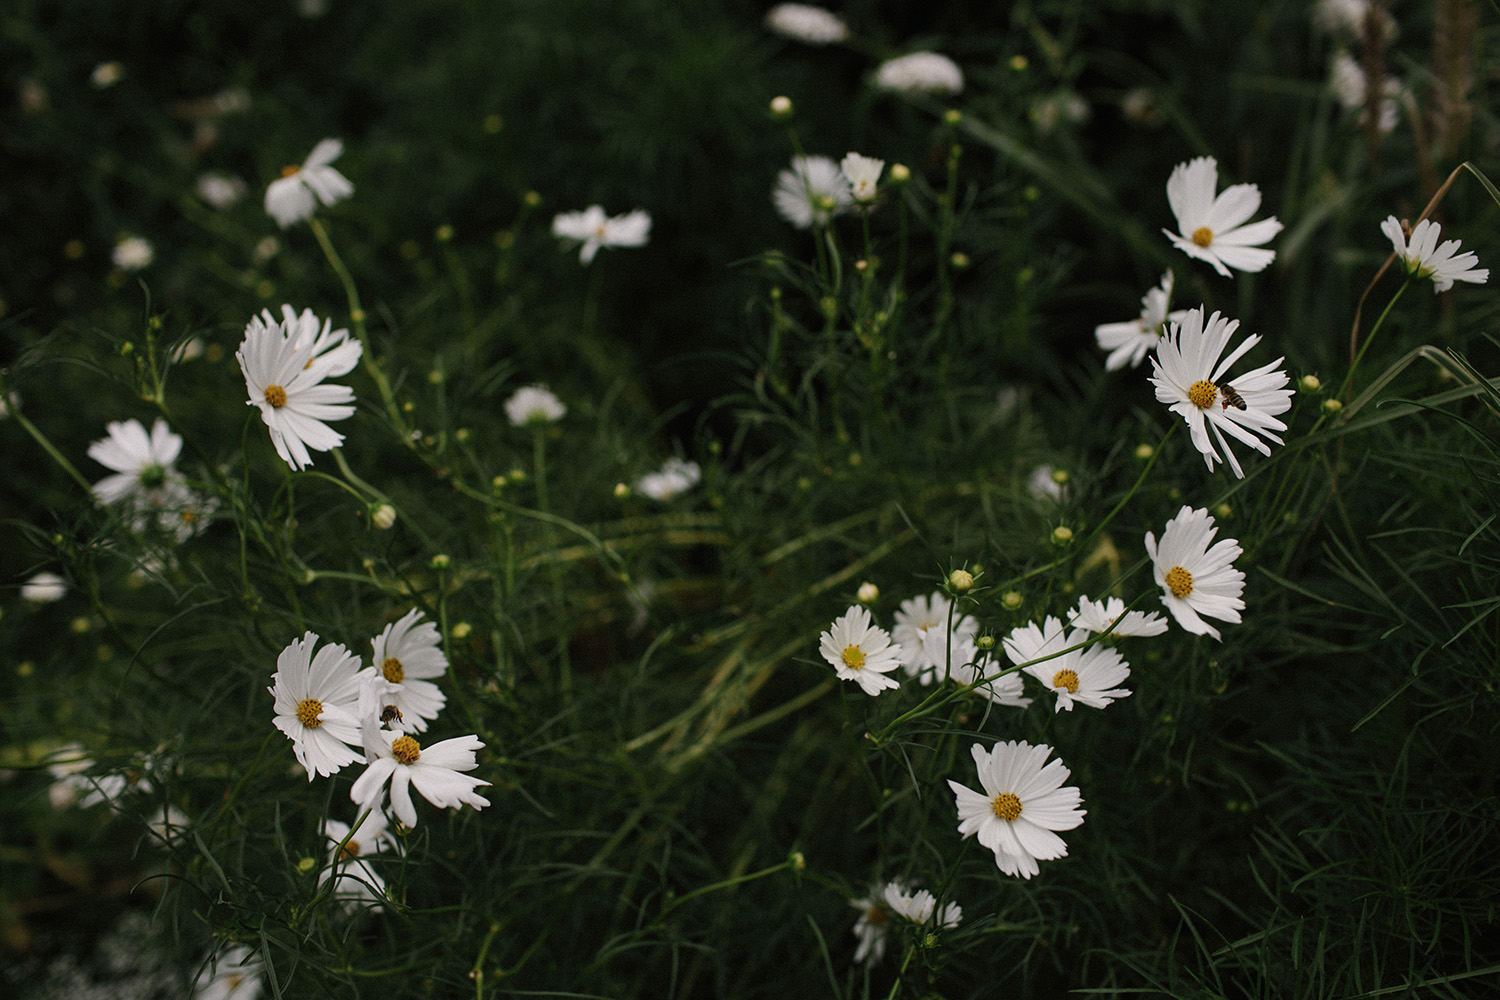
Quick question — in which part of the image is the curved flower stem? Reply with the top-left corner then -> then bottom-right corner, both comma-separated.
0,375 -> 94,495
1339,278 -> 1410,403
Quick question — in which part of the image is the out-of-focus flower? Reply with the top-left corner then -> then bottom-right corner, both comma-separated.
840,152 -> 884,203
197,171 -> 248,209
764,4 -> 849,44
1163,157 -> 1282,277
504,385 -> 566,426
1329,52 -> 1400,134
551,206 -> 651,265
91,62 -> 125,89
772,155 -> 852,229
111,235 -> 154,272
874,52 -> 964,96
1381,216 -> 1488,293
635,457 -> 701,501
1095,271 -> 1189,371
264,138 -> 353,229
22,571 -> 67,603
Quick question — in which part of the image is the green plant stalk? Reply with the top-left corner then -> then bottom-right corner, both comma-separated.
1339,277 -> 1410,403
532,423 -> 572,704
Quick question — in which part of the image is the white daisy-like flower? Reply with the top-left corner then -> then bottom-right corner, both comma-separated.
772,155 -> 852,229
1163,156 -> 1283,277
1149,306 -> 1293,478
264,138 -> 353,229
947,741 -> 1086,879
840,152 -> 884,203
1329,52 -> 1399,135
765,3 -> 849,44
349,725 -> 490,829
269,632 -> 365,780
1381,216 -> 1488,293
1145,505 -> 1246,641
503,385 -> 566,426
236,306 -> 360,471
882,881 -> 963,930
635,457 -> 701,501
551,205 -> 652,265
892,591 -> 976,684
818,604 -> 903,696
87,417 -> 184,515
193,944 -> 263,1000
371,609 -> 448,733
197,171 -> 248,209
111,235 -> 153,272
1003,616 -> 1131,712
321,809 -> 396,910
874,52 -> 964,96
849,888 -> 893,965
954,646 -> 1033,709
1095,271 -> 1190,371
1070,595 -> 1168,638
21,571 -> 66,603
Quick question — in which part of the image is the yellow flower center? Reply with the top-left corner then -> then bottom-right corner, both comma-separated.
391,735 -> 421,764
1166,566 -> 1194,598
382,656 -> 405,684
280,164 -> 301,178
1192,226 -> 1214,247
1052,669 -> 1080,693
841,645 -> 865,669
296,697 -> 323,728
264,384 -> 288,408
1187,379 -> 1218,409
339,841 -> 361,860
991,791 -> 1023,822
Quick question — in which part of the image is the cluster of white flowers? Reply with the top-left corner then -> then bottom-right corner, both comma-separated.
634,456 -> 701,501
849,879 -> 963,965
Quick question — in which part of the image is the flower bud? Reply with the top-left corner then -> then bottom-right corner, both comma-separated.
371,503 -> 397,530
948,569 -> 974,592
856,582 -> 879,604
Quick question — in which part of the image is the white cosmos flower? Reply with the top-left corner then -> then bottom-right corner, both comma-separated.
1003,616 -> 1131,712
1329,52 -> 1399,134
882,881 -> 962,929
236,306 -> 360,471
1149,306 -> 1293,478
819,605 -> 902,696
197,171 -> 247,209
322,809 -> 397,910
765,3 -> 849,44
551,205 -> 651,265
1145,505 -> 1246,641
504,385 -> 566,426
848,888 -> 893,965
635,457 -> 701,500
947,741 -> 1086,879
21,571 -> 66,603
772,155 -> 852,229
350,726 -> 491,829
1381,216 -> 1488,293
1163,157 -> 1283,276
370,609 -> 448,733
87,416 -> 182,507
1070,595 -> 1168,637
264,138 -> 353,229
874,52 -> 964,96
952,645 -> 1032,709
892,591 -> 975,684
269,632 -> 365,780
1095,271 -> 1190,371
840,152 -> 884,203
192,943 -> 264,1000
111,235 -> 153,272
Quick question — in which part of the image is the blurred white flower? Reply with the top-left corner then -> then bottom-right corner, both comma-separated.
1315,0 -> 1396,40
504,385 -> 566,426
1026,464 -> 1066,503
1094,271 -> 1189,371
635,457 -> 701,500
197,171 -> 248,209
819,604 -> 903,696
111,235 -> 154,272
765,4 -> 849,44
371,609 -> 449,733
264,138 -> 353,229
892,591 -> 975,684
1145,506 -> 1246,641
1381,216 -> 1488,293
840,152 -> 884,203
236,305 -> 360,470
269,632 -> 366,780
1329,52 -> 1399,134
551,205 -> 651,265
192,944 -> 263,1000
88,416 -> 181,508
947,740 -> 1086,879
91,61 -> 125,89
22,571 -> 67,603
874,52 -> 964,96
849,888 -> 893,965
772,155 -> 852,229
1163,157 -> 1282,277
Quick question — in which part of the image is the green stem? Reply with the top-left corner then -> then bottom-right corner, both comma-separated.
1339,278 -> 1410,402
532,425 -> 572,704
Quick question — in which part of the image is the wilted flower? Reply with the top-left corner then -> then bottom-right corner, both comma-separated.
1381,216 -> 1488,293
874,52 -> 964,96
819,605 -> 903,696
1145,505 -> 1246,641
551,206 -> 651,265
764,4 -> 849,44
772,155 -> 852,229
1095,271 -> 1189,371
947,741 -> 1086,879
264,138 -> 353,229
1163,157 -> 1282,277
504,385 -> 566,426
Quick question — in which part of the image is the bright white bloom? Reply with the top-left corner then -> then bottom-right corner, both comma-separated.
947,741 -> 1086,879
350,726 -> 490,829
371,609 -> 449,733
269,632 -> 365,780
21,571 -> 66,603
882,881 -> 963,930
1095,271 -> 1190,371
772,155 -> 852,229
635,457 -> 701,500
111,235 -> 153,271
264,138 -> 353,229
840,152 -> 884,203
819,604 -> 903,696
892,591 -> 976,684
551,205 -> 652,265
1070,595 -> 1168,638
87,417 -> 197,533
1003,616 -> 1131,712
1026,464 -> 1065,503
192,944 -> 263,1000
504,384 -> 566,426
1145,506 -> 1246,641
321,809 -> 396,910
1163,157 -> 1283,276
1381,216 -> 1488,293
236,306 -> 360,471
874,52 -> 964,96
197,171 -> 247,209
1149,307 -> 1293,478
765,4 -> 849,44
1329,52 -> 1399,134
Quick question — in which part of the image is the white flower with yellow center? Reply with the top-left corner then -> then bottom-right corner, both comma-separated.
874,52 -> 964,96
1094,271 -> 1190,371
111,234 -> 154,272
891,591 -> 975,684
840,152 -> 884,203
264,138 -> 353,229
765,4 -> 849,44
504,385 -> 566,426
1149,306 -> 1293,478
192,943 -> 264,1000
772,155 -> 852,229
370,608 -> 448,733
1070,595 -> 1168,637
269,632 -> 365,780
818,604 -> 902,696
350,725 -> 491,829
551,205 -> 652,265
1381,216 -> 1488,293
947,741 -> 1086,879
1145,505 -> 1246,641
1003,616 -> 1131,712
236,306 -> 360,471
87,417 -> 184,519
1163,157 -> 1282,276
